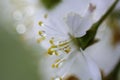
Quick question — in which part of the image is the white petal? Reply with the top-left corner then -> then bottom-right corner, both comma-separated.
65,13 -> 82,36
83,53 -> 102,80
55,50 -> 101,80
65,12 -> 94,37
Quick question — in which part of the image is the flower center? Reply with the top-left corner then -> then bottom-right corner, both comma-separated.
47,37 -> 72,56
37,17 -> 81,80
68,33 -> 81,49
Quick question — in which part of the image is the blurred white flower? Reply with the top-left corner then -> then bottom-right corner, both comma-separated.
85,0 -> 120,76
36,3 -> 101,80
2,0 -> 120,79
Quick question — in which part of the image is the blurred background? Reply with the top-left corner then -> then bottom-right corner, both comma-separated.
0,0 -> 120,80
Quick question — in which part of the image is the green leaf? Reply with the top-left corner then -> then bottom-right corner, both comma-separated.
77,0 -> 119,50
40,0 -> 62,10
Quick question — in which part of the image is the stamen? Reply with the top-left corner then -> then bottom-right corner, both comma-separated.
38,21 -> 44,26
47,46 -> 59,55
48,47 -> 55,55
37,17 -> 77,80
38,20 -> 65,36
48,38 -> 72,55
58,40 -> 69,47
37,37 -> 46,43
37,30 -> 46,43
63,46 -> 71,54
49,37 -> 55,45
58,40 -> 71,54
38,30 -> 46,37
52,59 -> 66,68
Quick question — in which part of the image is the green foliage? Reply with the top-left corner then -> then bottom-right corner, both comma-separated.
0,27 -> 41,80
40,0 -> 62,10
76,23 -> 99,50
77,0 -> 119,50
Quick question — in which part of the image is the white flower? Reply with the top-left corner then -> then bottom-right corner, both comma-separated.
36,3 -> 101,80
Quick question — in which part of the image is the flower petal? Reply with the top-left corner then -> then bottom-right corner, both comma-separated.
54,50 -> 102,80
65,4 -> 95,37
65,13 -> 83,36
83,53 -> 102,80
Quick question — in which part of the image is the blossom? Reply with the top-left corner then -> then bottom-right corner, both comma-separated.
36,3 -> 101,80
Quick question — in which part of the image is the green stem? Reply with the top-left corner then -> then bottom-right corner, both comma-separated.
94,0 -> 119,30
77,0 -> 119,50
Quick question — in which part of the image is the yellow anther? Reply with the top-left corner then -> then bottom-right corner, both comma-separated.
38,31 -> 46,37
52,63 -> 59,68
49,37 -> 55,45
56,64 -> 59,68
52,59 -> 66,68
38,21 -> 43,26
55,59 -> 61,63
51,45 -> 57,48
47,45 -> 58,55
38,31 -> 43,35
64,45 -> 69,48
55,51 -> 59,56
48,48 -> 54,55
63,45 -> 71,54
44,13 -> 48,19
37,37 -> 45,43
52,64 -> 55,68
52,59 -> 60,68
64,48 -> 71,54
49,39 -> 54,45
